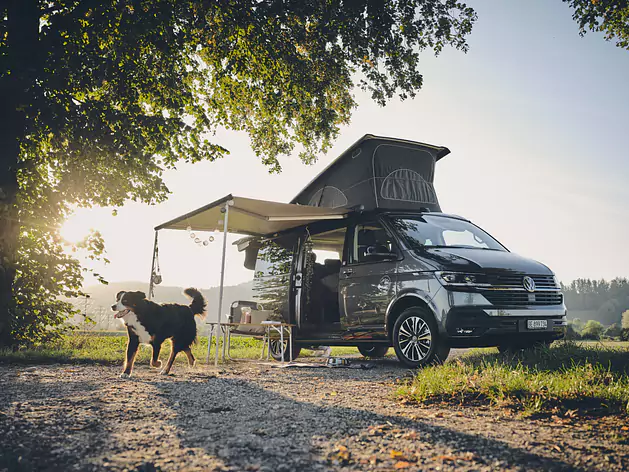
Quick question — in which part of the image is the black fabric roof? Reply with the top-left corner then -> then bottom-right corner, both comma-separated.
291,134 -> 450,212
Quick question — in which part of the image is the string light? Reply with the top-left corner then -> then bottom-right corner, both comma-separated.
186,222 -> 216,248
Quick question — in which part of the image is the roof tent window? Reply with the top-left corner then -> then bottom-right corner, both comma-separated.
307,186 -> 348,208
372,144 -> 437,207
380,168 -> 437,204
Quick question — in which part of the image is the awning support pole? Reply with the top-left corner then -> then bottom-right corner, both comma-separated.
148,231 -> 158,300
214,201 -> 230,366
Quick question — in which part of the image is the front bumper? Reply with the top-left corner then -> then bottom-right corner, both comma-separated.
443,305 -> 567,348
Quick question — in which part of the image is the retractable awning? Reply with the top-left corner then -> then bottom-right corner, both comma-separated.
154,194 -> 349,236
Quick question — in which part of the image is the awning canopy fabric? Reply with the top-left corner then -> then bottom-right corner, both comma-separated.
154,194 -> 348,236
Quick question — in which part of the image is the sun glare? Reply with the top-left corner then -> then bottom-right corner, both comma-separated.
59,217 -> 89,245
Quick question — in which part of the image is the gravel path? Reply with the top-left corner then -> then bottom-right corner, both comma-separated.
1,359 -> 628,471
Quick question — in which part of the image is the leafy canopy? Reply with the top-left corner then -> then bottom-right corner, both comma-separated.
0,1 -> 476,345
564,0 -> 629,50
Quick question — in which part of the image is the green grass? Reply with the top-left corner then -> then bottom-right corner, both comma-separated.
0,332 -> 360,366
396,342 -> 629,417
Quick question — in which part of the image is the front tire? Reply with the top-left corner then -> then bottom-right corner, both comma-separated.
358,344 -> 389,359
269,339 -> 301,361
392,307 -> 449,368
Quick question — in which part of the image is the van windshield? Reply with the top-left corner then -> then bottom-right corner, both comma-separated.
390,215 -> 506,251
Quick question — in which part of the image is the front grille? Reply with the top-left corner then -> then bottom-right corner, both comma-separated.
483,291 -> 563,306
485,274 -> 557,288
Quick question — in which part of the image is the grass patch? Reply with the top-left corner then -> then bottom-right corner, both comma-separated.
0,332 -> 360,366
396,342 -> 629,417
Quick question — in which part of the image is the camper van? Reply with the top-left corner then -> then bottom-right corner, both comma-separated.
235,135 -> 567,367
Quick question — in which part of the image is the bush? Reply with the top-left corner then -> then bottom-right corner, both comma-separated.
565,322 -> 581,340
580,320 -> 605,340
604,323 -> 622,339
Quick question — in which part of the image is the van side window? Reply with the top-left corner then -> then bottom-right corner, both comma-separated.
351,222 -> 397,264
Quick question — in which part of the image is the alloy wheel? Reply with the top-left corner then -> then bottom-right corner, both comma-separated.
398,315 -> 432,362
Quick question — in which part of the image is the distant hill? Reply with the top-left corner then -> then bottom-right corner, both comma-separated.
68,281 -> 254,332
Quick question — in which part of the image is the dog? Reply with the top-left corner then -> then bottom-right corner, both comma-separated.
111,288 -> 206,378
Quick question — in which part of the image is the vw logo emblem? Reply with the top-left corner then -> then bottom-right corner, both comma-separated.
523,276 -> 536,293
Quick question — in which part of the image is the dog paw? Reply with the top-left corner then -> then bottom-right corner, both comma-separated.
151,360 -> 162,368
120,372 -> 131,379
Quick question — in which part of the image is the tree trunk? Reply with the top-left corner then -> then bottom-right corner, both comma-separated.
0,0 -> 38,347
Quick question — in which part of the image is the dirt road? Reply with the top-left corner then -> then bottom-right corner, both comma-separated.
1,360 -> 627,471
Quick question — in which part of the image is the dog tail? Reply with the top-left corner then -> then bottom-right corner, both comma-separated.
184,288 -> 206,318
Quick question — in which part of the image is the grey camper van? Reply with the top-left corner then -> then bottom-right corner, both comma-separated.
238,135 -> 567,367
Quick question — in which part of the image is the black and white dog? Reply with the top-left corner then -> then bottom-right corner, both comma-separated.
111,288 -> 206,378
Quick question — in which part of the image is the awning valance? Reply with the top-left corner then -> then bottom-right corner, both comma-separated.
154,194 -> 348,236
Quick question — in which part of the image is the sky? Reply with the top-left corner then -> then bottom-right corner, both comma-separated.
61,0 -> 629,292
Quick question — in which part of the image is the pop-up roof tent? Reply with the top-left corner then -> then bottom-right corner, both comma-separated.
291,134 -> 450,212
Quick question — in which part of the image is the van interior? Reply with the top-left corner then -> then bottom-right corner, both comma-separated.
302,227 -> 346,329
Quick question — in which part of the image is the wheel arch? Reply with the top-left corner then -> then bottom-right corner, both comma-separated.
385,293 -> 438,341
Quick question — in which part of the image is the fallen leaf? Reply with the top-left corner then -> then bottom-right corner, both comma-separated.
390,450 -> 406,459
552,445 -> 562,453
402,431 -> 418,440
394,461 -> 411,469
621,426 -> 629,431
335,445 -> 350,461
434,454 -> 457,462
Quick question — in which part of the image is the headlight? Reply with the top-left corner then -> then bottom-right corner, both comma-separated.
437,272 -> 488,287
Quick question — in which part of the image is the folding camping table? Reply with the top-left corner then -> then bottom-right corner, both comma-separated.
206,321 -> 295,363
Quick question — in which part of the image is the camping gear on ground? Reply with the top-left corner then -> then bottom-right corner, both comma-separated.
326,357 -> 351,367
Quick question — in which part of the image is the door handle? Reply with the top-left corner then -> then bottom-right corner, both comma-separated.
342,268 -> 354,276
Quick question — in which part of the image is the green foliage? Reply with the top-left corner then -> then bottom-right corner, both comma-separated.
565,321 -> 582,340
604,323 -> 623,339
564,0 -> 629,50
563,278 -> 629,325
580,320 -> 605,340
0,1 -> 477,347
396,342 -> 629,416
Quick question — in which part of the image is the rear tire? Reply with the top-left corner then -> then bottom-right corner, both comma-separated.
358,344 -> 389,359
269,339 -> 301,361
392,307 -> 449,368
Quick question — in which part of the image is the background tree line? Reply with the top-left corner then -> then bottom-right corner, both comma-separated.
562,277 -> 629,341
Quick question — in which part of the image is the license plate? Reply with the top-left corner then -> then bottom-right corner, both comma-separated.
527,319 -> 547,330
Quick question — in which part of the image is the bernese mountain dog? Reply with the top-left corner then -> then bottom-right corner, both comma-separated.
111,288 -> 206,378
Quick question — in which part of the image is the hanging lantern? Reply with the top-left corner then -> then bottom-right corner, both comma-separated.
190,232 -> 196,239
152,273 -> 162,285
186,225 -> 192,232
